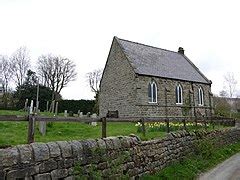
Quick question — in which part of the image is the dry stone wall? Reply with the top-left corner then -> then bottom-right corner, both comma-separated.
1,128 -> 240,179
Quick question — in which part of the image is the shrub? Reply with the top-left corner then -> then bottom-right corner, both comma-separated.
193,140 -> 215,159
58,99 -> 95,114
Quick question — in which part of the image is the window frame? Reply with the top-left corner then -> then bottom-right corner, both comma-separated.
198,87 -> 204,106
176,84 -> 183,105
148,81 -> 157,103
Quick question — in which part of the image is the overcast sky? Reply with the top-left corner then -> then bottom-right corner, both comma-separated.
0,0 -> 240,100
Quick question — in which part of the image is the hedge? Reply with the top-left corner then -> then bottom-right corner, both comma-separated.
57,99 -> 95,115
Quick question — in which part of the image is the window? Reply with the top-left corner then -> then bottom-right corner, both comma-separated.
148,81 -> 157,103
176,84 -> 183,104
198,87 -> 204,106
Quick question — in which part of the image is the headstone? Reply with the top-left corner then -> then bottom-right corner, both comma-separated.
64,110 -> 68,117
46,101 -> 49,112
77,110 -> 80,116
79,112 -> 83,118
51,100 -> 55,113
69,111 -> 74,117
39,121 -> 46,136
49,101 -> 53,112
27,106 -> 30,114
91,113 -> 97,126
87,112 -> 91,117
55,102 -> 58,115
236,120 -> 240,128
30,100 -> 34,114
91,113 -> 97,118
36,101 -> 39,113
24,99 -> 28,111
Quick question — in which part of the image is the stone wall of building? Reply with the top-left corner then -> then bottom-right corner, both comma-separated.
1,128 -> 240,179
99,39 -> 213,118
136,75 -> 213,117
99,37 -> 138,117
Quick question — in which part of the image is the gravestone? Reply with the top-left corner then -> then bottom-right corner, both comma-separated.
79,112 -> 83,118
24,99 -> 28,111
91,113 -> 97,126
33,107 -> 37,114
69,111 -> 74,117
46,101 -> 49,112
30,100 -> 34,114
55,102 -> 58,115
39,121 -> 46,136
64,110 -> 68,117
51,100 -> 55,113
87,112 -> 91,117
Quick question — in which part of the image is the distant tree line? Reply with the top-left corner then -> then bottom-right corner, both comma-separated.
0,46 -> 77,110
215,72 -> 240,118
1,46 -> 102,114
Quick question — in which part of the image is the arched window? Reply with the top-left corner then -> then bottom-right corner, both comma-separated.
198,87 -> 204,106
148,81 -> 157,103
176,84 -> 183,104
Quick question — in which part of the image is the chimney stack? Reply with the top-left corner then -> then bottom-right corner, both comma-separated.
178,47 -> 184,55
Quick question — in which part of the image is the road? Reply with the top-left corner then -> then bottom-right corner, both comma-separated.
198,153 -> 240,180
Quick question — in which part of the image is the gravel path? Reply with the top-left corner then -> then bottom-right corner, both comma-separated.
198,153 -> 240,180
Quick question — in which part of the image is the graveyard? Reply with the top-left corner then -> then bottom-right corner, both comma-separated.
0,110 -> 166,147
0,109 -> 233,147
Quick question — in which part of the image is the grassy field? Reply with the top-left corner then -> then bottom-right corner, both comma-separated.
0,121 -> 166,147
142,140 -> 240,179
0,110 -> 166,146
0,109 -> 61,116
0,110 -> 231,147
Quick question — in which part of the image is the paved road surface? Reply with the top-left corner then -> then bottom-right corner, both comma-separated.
198,153 -> 240,180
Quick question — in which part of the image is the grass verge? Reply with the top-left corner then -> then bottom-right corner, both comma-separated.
142,140 -> 240,179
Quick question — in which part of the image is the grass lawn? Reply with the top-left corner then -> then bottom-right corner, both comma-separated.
0,110 -> 167,146
0,109 -> 61,116
0,110 -> 232,147
0,121 -> 166,147
0,110 -> 28,116
142,140 -> 240,179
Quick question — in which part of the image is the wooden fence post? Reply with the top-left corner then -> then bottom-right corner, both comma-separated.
28,114 -> 35,144
165,119 -> 170,133
195,117 -> 198,128
183,119 -> 186,130
101,117 -> 107,138
141,118 -> 146,137
212,117 -> 215,129
204,117 -> 207,129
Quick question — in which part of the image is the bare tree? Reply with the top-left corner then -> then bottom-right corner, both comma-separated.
37,54 -> 77,100
0,55 -> 13,93
219,90 -> 228,97
86,69 -> 102,94
11,46 -> 30,86
86,69 -> 103,114
223,72 -> 237,98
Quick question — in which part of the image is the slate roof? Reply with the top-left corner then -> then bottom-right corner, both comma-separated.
116,37 -> 211,84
